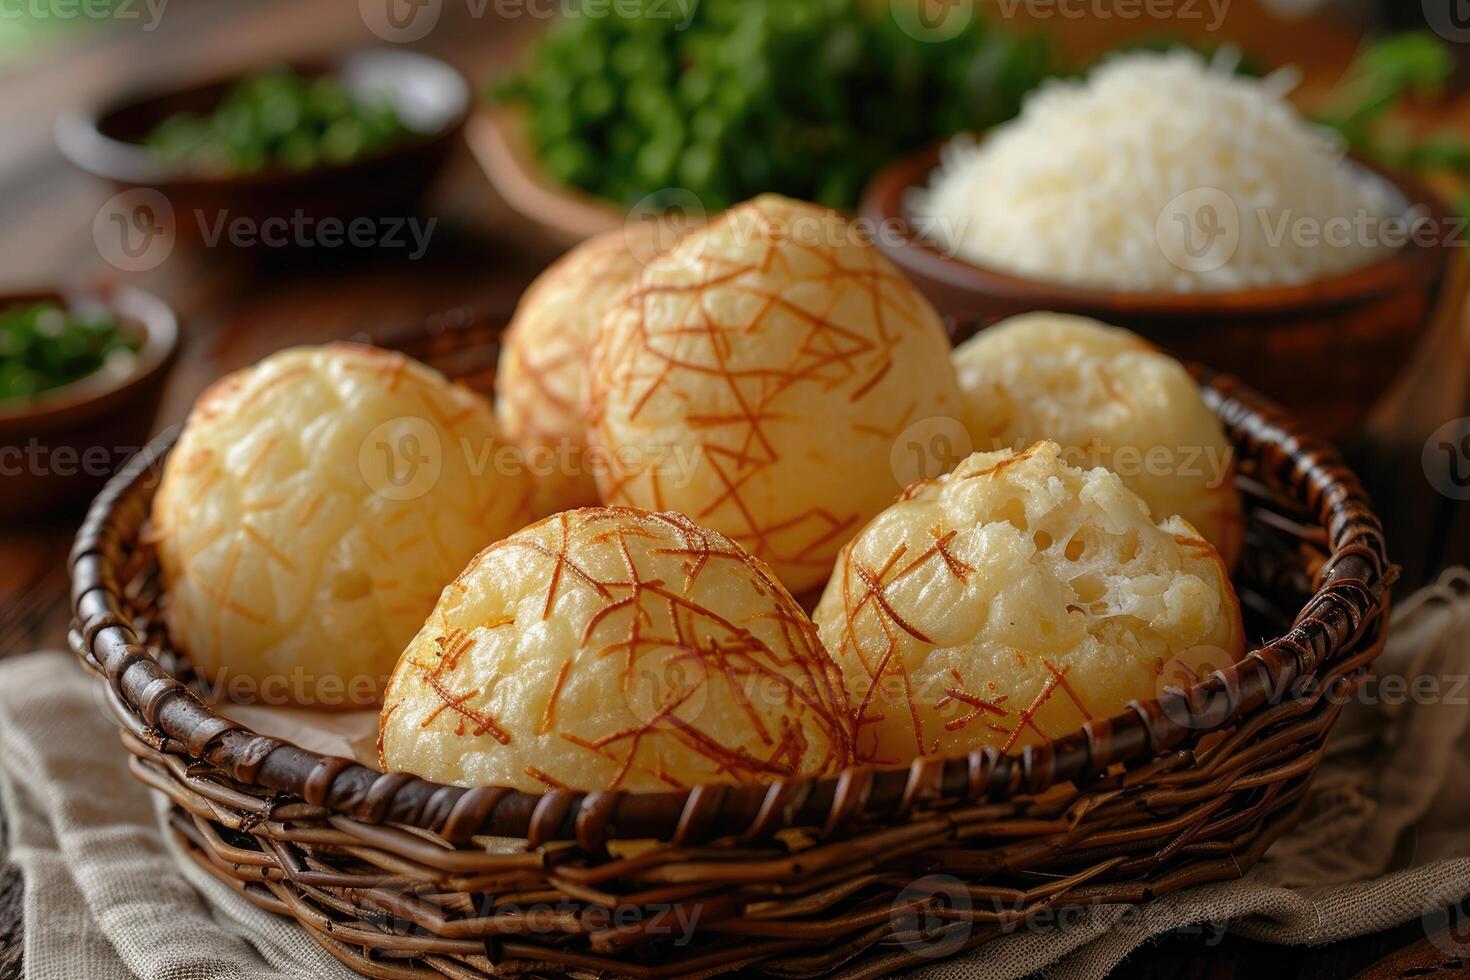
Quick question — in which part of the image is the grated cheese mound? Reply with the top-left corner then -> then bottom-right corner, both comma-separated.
909,50 -> 1397,292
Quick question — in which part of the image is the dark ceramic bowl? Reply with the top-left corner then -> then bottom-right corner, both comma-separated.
55,49 -> 470,246
861,143 -> 1456,438
0,286 -> 178,519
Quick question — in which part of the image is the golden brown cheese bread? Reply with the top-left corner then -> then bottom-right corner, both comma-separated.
496,227 -> 654,516
586,194 -> 962,595
379,506 -> 854,792
952,313 -> 1243,570
814,441 -> 1244,765
152,343 -> 534,708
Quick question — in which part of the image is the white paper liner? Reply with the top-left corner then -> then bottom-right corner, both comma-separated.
217,703 -> 382,769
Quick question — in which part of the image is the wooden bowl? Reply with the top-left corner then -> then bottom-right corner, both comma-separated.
55,49 -> 470,245
0,285 -> 178,519
860,144 -> 1456,438
466,107 -> 624,246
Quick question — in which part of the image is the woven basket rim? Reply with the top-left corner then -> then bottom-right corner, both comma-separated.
68,333 -> 1393,848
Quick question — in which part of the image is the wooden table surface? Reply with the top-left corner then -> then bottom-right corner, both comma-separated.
1,2 -> 1468,978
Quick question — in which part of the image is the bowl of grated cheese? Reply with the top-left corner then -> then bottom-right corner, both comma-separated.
859,50 -> 1456,438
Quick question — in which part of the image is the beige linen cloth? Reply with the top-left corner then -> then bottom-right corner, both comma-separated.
3,570 -> 1470,980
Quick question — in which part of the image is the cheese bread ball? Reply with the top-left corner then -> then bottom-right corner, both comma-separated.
953,313 -> 1243,570
379,507 -> 853,792
586,194 -> 962,594
814,441 -> 1244,765
153,344 -> 535,709
496,227 -> 654,515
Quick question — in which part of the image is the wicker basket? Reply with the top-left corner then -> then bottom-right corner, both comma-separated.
69,308 -> 1394,979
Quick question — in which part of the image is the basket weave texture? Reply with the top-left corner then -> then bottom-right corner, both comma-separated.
69,309 -> 1394,979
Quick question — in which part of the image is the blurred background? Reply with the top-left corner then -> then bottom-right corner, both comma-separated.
1,0 -> 1468,645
